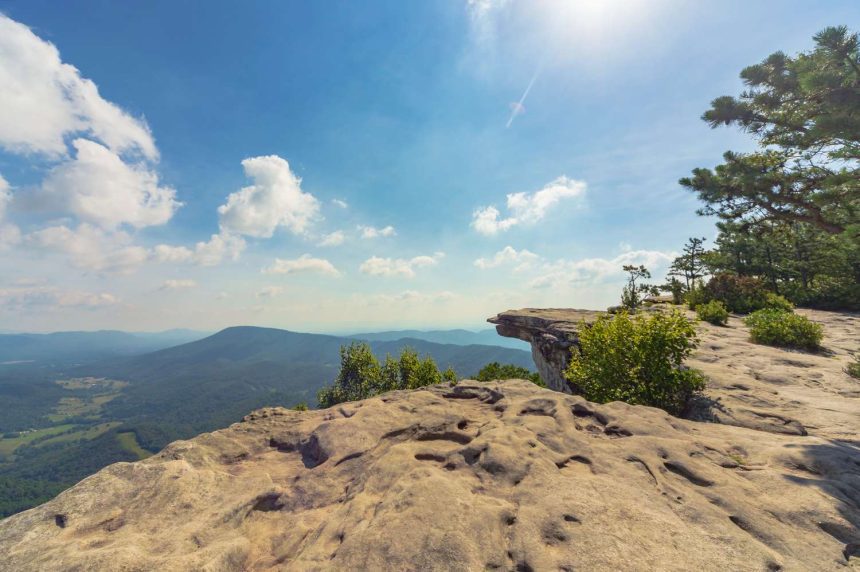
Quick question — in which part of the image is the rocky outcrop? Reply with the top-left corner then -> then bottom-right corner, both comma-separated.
2,376 -> 859,570
490,307 -> 860,441
1,309 -> 858,571
488,309 -> 602,393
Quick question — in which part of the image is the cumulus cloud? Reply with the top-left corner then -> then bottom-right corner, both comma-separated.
0,285 -> 118,310
160,279 -> 197,290
38,139 -> 180,230
471,176 -> 586,235
27,223 -> 149,273
318,230 -> 345,247
358,225 -> 396,239
331,199 -> 348,209
218,155 -> 319,238
474,246 -> 539,270
153,232 -> 246,266
0,15 -> 157,159
0,15 -> 187,268
262,254 -> 341,277
359,252 -> 444,278
529,249 -> 675,289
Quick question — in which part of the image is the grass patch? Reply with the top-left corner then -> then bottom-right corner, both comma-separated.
0,424 -> 77,457
48,378 -> 127,421
846,355 -> 860,379
116,432 -> 151,460
35,422 -> 122,448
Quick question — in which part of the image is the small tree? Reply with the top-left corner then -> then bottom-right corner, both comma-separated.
660,277 -> 686,304
621,264 -> 656,310
317,342 -> 381,408
442,366 -> 458,384
378,354 -> 401,393
317,343 -> 448,407
398,347 -> 420,389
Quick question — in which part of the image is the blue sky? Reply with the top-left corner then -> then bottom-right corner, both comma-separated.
0,0 -> 857,332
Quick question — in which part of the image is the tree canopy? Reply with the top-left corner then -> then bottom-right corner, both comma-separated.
681,26 -> 860,238
680,26 -> 860,309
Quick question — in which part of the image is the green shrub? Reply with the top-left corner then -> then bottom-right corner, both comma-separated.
564,311 -> 706,415
442,366 -> 458,384
744,309 -> 823,350
292,402 -> 309,411
846,355 -> 860,379
475,362 -> 545,387
317,343 -> 448,407
684,287 -> 707,310
763,292 -> 794,312
702,273 -> 769,313
696,300 -> 729,325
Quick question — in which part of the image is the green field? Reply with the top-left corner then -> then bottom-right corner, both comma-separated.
35,422 -> 122,448
0,424 -> 77,458
116,432 -> 151,460
47,378 -> 127,422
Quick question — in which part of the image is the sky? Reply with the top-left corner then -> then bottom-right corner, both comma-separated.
0,0 -> 857,333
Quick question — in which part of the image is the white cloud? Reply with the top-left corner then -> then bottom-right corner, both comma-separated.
257,286 -> 284,298
0,286 -> 118,310
38,138 -> 180,230
0,173 -> 10,219
27,223 -> 149,273
358,224 -> 396,239
529,249 -> 675,289
153,232 -> 245,267
192,232 -> 246,266
0,15 -> 157,159
331,199 -> 348,209
160,279 -> 197,290
218,155 -> 319,238
0,174 -> 19,248
474,246 -> 539,270
359,252 -> 444,278
318,230 -> 345,247
471,176 -> 586,235
262,254 -> 341,277
471,206 -> 517,236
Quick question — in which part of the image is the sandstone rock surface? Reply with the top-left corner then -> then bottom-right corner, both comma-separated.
1,309 -> 858,571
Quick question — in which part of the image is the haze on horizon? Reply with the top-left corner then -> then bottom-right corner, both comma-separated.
0,0 -> 856,333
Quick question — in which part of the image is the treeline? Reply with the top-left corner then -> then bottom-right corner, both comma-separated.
676,26 -> 859,310
317,342 -> 543,407
317,343 -> 458,407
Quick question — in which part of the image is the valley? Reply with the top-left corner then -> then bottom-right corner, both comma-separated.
0,326 -> 531,517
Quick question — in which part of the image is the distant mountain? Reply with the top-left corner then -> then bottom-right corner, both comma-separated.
87,326 -> 534,446
0,330 -> 209,365
349,328 -> 530,350
0,325 -> 535,517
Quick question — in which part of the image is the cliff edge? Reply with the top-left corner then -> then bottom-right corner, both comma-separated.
0,309 -> 858,571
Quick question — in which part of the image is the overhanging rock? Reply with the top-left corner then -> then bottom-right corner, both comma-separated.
488,309 -> 603,393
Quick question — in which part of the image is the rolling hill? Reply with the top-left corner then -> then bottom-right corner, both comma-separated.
0,329 -> 209,365
349,328 -> 529,350
0,325 -> 535,516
